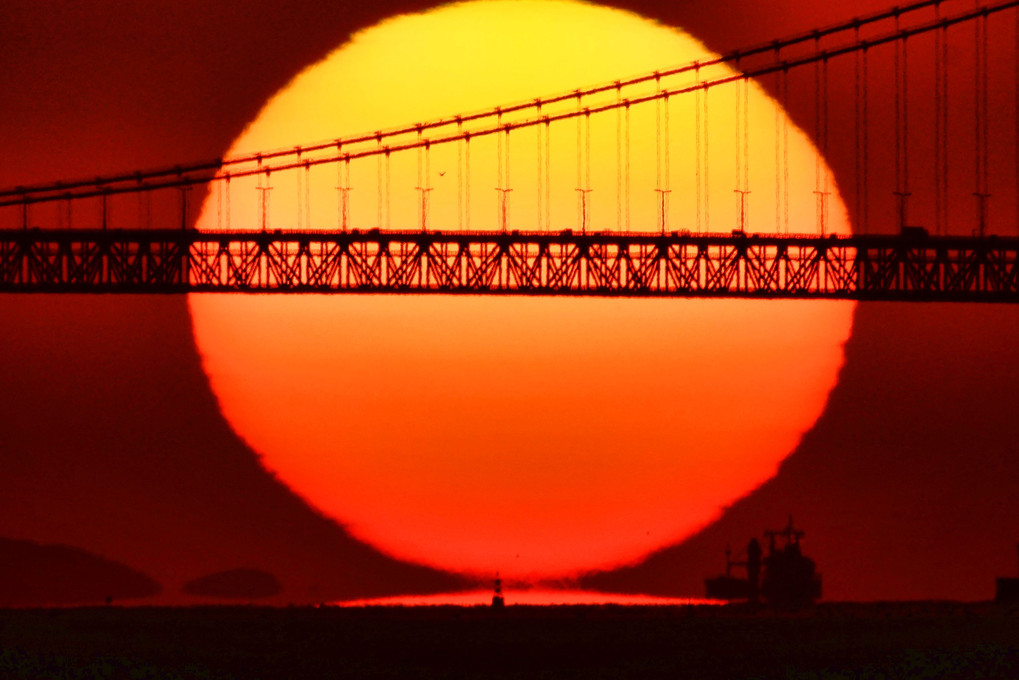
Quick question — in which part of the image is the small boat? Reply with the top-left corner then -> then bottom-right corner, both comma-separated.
491,574 -> 505,608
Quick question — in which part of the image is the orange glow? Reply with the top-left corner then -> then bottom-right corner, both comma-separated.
335,591 -> 719,607
190,1 -> 854,580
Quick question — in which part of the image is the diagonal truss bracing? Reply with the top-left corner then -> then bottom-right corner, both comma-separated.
3,229 -> 1019,301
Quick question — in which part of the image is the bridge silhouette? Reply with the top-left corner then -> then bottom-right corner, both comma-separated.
3,0 -> 1019,301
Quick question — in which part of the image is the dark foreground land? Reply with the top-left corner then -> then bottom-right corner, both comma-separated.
0,602 -> 1017,679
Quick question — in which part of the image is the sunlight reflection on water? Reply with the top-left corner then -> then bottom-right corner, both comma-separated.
334,590 -> 721,607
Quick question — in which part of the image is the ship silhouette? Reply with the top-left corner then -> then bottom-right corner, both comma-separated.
706,516 -> 822,607
995,542 -> 1019,603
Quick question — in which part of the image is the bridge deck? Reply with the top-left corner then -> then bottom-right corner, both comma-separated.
1,229 -> 1018,301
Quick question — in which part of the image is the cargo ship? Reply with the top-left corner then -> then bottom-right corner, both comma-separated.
706,516 -> 821,606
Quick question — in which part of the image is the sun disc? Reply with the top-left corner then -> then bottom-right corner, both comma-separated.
189,0 -> 855,580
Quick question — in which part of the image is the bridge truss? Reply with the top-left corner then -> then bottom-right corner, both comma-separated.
4,0 -> 1019,302
3,229 -> 1018,301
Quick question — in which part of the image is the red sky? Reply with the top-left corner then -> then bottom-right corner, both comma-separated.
1,0 -> 1018,603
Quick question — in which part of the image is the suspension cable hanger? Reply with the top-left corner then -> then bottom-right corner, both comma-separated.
9,0 -> 1018,212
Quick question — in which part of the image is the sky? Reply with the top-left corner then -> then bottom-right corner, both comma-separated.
1,0 -> 1018,604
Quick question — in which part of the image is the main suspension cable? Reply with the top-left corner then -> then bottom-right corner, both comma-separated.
15,0 -> 1018,212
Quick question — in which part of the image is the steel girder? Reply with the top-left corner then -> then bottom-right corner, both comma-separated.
2,229 -> 1018,301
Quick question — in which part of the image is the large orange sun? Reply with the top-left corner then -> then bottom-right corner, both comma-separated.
189,0 -> 854,581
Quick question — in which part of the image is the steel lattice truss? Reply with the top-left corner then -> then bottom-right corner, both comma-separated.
2,229 -> 1019,301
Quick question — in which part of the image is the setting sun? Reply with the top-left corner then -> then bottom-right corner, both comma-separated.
189,0 -> 854,580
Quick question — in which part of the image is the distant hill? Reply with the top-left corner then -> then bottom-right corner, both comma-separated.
0,537 -> 161,606
184,568 -> 282,599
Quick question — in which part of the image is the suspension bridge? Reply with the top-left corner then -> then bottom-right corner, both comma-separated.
3,0 -> 1019,301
